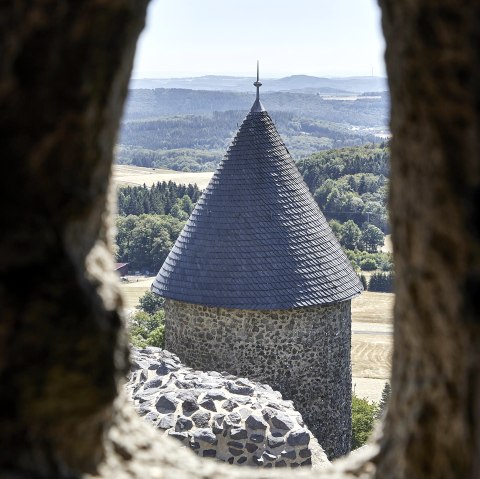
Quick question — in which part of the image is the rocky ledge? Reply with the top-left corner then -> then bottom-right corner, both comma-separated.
126,347 -> 329,468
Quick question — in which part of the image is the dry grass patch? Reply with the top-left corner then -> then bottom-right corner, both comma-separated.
119,276 -> 155,310
113,164 -> 214,189
352,335 -> 392,379
352,291 -> 394,324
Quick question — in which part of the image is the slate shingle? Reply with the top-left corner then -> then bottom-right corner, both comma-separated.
152,101 -> 362,309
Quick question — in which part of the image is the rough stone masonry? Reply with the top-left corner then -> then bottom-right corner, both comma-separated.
164,299 -> 352,458
126,347 -> 329,468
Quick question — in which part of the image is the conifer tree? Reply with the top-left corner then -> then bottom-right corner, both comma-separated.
376,382 -> 391,419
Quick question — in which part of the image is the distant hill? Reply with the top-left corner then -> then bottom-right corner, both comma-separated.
123,89 -> 389,127
129,75 -> 387,94
118,80 -> 390,173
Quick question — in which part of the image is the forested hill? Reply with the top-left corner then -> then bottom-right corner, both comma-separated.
117,111 -> 381,171
298,144 -> 390,233
123,88 -> 389,127
118,86 -> 389,172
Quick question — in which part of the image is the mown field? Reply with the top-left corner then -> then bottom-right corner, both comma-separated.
113,164 -> 214,189
120,276 -> 393,403
351,292 -> 393,402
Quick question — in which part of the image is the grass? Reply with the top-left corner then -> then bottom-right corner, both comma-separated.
119,276 -> 156,310
351,291 -> 394,324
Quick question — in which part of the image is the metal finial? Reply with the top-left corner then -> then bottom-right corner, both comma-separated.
251,60 -> 265,112
253,60 -> 262,101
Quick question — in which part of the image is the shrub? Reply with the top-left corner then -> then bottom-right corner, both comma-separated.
138,290 -> 164,314
369,272 -> 394,292
345,250 -> 393,273
360,258 -> 378,271
128,291 -> 167,348
352,394 -> 378,449
128,310 -> 165,348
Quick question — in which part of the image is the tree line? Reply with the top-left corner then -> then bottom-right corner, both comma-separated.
115,214 -> 185,273
118,181 -> 201,217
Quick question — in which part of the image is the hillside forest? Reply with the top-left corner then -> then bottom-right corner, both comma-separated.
115,144 -> 393,291
117,87 -> 389,172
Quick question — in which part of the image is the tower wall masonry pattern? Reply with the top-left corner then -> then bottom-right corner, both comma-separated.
164,298 -> 352,458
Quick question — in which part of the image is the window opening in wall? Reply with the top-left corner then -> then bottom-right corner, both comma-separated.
115,0 -> 391,466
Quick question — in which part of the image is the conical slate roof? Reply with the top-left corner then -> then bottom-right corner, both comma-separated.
152,103 -> 362,309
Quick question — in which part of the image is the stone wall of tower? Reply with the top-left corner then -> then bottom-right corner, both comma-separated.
164,298 -> 352,459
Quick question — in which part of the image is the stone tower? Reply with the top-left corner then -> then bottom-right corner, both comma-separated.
152,69 -> 362,458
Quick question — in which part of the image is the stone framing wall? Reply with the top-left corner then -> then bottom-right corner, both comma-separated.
164,299 -> 352,458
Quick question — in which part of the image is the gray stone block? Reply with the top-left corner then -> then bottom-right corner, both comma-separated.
222,399 -> 238,412
250,433 -> 265,443
144,378 -> 163,390
192,411 -> 211,428
155,395 -> 177,414
228,447 -> 243,456
199,398 -> 217,412
245,414 -> 268,430
287,430 -> 310,447
226,412 -> 241,425
204,390 -> 227,401
202,449 -> 217,457
245,443 -> 258,453
158,413 -> 175,429
227,381 -> 254,396
299,448 -> 312,458
193,428 -> 217,445
230,428 -> 248,440
161,297 -> 353,458
267,434 -> 285,449
175,416 -> 193,432
203,449 -> 217,458
271,412 -> 295,430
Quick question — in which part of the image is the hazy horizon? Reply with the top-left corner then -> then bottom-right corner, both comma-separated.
130,72 -> 387,80
132,0 -> 386,79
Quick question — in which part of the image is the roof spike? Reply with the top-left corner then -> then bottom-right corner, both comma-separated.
254,60 -> 261,99
251,60 -> 265,112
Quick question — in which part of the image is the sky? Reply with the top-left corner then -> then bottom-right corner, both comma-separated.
132,0 -> 386,79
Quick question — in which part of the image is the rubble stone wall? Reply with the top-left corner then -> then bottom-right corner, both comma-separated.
127,348 -> 329,468
164,299 -> 352,458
